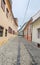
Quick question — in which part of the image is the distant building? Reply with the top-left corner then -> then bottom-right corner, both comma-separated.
18,23 -> 26,36
32,10 -> 40,46
18,19 -> 32,41
14,18 -> 18,34
0,0 -> 18,45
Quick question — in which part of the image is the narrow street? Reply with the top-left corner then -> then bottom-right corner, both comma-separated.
0,36 -> 40,65
0,0 -> 40,65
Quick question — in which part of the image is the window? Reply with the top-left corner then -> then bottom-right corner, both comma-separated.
5,29 -> 7,37
8,27 -> 12,34
6,8 -> 9,18
1,0 -> 5,12
13,30 -> 15,34
0,26 -> 4,37
38,28 -> 40,38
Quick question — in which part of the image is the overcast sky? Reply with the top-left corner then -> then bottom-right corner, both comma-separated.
12,0 -> 40,29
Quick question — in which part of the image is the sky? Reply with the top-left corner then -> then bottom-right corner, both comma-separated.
12,0 -> 40,29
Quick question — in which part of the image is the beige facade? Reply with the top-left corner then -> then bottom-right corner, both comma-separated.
32,17 -> 40,45
0,0 -> 18,46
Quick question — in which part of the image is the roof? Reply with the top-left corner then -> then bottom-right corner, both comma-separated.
19,10 -> 40,31
23,18 -> 32,30
19,18 -> 32,32
9,0 -> 12,6
32,10 -> 40,23
5,0 -> 12,10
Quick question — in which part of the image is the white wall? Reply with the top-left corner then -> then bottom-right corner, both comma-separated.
32,18 -> 40,45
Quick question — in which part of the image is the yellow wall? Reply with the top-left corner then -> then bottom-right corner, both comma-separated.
0,0 -> 18,46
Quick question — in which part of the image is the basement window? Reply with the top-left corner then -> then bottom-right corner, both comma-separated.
1,0 -> 5,12
0,26 -> 4,37
38,28 -> 40,38
5,29 -> 7,37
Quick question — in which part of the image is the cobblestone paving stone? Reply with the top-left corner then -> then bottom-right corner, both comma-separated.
20,36 -> 40,65
0,38 -> 18,65
0,37 -> 32,65
20,43 -> 32,65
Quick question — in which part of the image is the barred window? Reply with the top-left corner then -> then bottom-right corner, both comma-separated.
1,0 -> 5,12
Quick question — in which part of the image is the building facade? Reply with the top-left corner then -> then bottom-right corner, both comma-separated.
23,18 -> 32,41
0,0 -> 18,45
18,23 -> 26,36
14,18 -> 18,33
32,10 -> 40,46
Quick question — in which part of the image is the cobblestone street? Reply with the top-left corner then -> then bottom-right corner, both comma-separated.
0,36 -> 32,65
0,0 -> 40,65
0,37 -> 40,65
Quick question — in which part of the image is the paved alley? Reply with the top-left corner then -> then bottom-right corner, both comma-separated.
0,36 -> 32,65
0,36 -> 40,65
